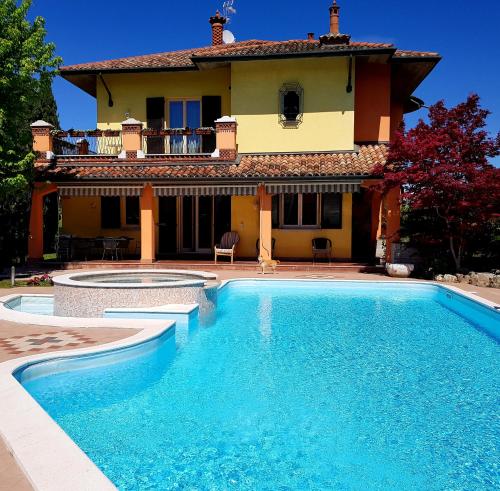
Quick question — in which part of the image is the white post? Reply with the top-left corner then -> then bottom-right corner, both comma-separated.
10,266 -> 15,287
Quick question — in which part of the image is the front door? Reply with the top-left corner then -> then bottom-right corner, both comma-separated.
181,196 -> 213,253
158,197 -> 177,255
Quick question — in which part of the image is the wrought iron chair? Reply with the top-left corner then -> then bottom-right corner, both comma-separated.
102,238 -> 120,261
214,231 -> 240,264
56,235 -> 73,261
312,238 -> 333,264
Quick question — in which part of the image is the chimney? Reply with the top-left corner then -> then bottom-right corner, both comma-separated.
209,11 -> 227,46
329,1 -> 340,34
307,32 -> 315,42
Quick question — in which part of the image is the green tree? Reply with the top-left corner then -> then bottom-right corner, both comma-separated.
0,0 -> 61,265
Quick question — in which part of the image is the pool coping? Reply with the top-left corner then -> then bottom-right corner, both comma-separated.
0,279 -> 498,490
0,319 -> 174,491
52,268 -> 217,289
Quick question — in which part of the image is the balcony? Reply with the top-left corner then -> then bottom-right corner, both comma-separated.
141,127 -> 215,155
52,129 -> 122,156
31,117 -> 236,161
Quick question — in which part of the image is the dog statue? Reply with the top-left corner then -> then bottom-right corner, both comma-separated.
257,256 -> 280,274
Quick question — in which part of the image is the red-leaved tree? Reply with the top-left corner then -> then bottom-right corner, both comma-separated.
376,94 -> 500,271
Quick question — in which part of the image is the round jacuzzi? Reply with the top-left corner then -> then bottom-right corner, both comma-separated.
52,269 -> 218,317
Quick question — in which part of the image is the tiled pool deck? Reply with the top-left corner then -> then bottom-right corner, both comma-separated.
1,269 -> 499,490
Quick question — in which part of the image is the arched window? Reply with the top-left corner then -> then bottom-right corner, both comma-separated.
279,83 -> 303,127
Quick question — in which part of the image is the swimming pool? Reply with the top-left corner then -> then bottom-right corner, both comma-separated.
17,281 -> 500,490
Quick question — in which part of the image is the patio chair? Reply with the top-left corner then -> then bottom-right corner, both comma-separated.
56,235 -> 73,261
214,231 -> 240,264
312,237 -> 332,264
255,238 -> 276,258
117,236 -> 131,259
102,238 -> 120,261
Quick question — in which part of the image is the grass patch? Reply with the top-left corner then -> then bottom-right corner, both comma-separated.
0,279 -> 53,288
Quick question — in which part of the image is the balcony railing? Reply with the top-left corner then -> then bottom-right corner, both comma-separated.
141,127 -> 215,155
52,130 -> 122,156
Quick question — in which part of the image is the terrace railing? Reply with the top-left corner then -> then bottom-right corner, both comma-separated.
141,128 -> 215,155
52,129 -> 122,156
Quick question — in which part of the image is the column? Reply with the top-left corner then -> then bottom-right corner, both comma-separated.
214,116 -> 237,160
140,183 -> 156,262
27,183 -> 58,261
384,187 -> 401,263
120,118 -> 143,159
258,185 -> 273,260
30,120 -> 54,157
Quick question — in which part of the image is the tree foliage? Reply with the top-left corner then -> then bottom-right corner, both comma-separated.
0,0 -> 61,265
377,95 -> 500,271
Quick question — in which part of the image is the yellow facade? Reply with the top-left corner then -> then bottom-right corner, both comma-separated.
96,67 -> 231,129
60,196 -> 160,254
231,58 -> 355,153
231,194 -> 352,259
61,193 -> 352,259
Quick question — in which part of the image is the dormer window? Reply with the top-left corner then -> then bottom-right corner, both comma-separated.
279,83 -> 303,128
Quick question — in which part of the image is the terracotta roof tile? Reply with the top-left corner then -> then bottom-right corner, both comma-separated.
60,40 -> 404,72
35,145 -> 387,182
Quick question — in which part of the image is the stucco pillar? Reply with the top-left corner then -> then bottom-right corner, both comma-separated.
258,185 -> 273,260
120,118 -> 143,159
31,120 -> 54,157
214,116 -> 237,160
140,183 -> 156,262
370,190 -> 383,243
28,183 -> 58,261
384,187 -> 401,262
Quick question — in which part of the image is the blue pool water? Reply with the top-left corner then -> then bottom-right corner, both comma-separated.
19,281 -> 500,490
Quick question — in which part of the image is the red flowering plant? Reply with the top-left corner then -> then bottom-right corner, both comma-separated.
375,95 -> 500,272
27,274 -> 53,286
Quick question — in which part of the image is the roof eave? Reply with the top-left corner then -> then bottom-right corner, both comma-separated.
191,47 -> 396,65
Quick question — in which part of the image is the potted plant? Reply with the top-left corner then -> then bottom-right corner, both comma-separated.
142,128 -> 159,137
86,129 -> 103,137
103,129 -> 120,137
68,129 -> 85,137
195,127 -> 214,135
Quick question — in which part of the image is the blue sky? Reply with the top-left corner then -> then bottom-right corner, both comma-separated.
30,0 -> 499,163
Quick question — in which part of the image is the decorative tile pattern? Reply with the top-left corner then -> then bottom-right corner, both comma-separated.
0,331 -> 97,355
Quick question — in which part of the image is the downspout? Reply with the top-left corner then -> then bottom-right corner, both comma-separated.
99,73 -> 114,107
346,54 -> 353,93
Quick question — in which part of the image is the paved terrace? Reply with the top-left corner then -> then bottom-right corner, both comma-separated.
1,269 -> 499,490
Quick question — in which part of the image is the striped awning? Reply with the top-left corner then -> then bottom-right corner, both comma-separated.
154,185 -> 257,197
58,186 -> 143,197
265,181 -> 360,194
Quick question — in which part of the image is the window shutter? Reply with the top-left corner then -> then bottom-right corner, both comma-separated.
146,97 -> 165,153
202,96 -> 221,153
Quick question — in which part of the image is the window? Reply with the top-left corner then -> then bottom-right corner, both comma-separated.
125,196 -> 140,226
279,83 -> 303,128
169,100 -> 201,153
101,196 -> 121,229
278,193 -> 320,228
272,193 -> 343,229
321,193 -> 343,229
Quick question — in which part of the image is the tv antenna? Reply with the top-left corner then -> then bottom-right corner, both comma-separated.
222,0 -> 237,43
222,0 -> 237,24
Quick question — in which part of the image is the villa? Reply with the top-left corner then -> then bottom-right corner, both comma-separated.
28,2 -> 440,264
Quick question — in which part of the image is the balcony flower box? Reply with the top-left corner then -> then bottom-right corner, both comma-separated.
195,127 -> 214,135
142,128 -> 159,137
103,129 -> 120,137
68,130 -> 85,137
159,129 -> 171,137
52,130 -> 68,138
86,129 -> 103,137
